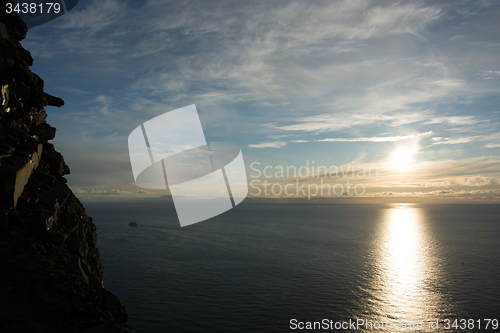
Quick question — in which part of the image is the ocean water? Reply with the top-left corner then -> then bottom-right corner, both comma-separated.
84,202 -> 500,332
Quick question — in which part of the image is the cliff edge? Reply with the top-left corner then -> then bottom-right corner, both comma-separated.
0,4 -> 135,333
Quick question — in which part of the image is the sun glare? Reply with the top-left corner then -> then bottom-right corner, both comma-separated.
392,148 -> 414,168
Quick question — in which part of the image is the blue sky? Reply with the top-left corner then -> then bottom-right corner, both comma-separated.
22,0 -> 500,202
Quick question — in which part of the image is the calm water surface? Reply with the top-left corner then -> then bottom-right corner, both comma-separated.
84,202 -> 500,332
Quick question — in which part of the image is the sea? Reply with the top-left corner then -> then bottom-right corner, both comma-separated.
83,201 -> 500,332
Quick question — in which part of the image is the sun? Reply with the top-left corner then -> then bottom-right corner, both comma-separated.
392,148 -> 414,168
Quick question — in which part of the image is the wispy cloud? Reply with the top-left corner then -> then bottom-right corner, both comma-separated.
424,175 -> 492,187
267,114 -> 387,133
74,188 -> 130,195
481,70 -> 500,80
424,180 -> 453,188
248,141 -> 287,149
59,0 -> 127,33
365,189 -> 500,200
318,131 -> 432,142
430,136 -> 481,145
424,116 -> 479,125
456,175 -> 491,187
56,86 -> 90,94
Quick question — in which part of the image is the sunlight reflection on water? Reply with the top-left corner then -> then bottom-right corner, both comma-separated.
369,204 -> 454,330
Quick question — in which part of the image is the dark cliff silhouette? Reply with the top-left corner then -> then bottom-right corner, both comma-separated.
0,2 -> 134,332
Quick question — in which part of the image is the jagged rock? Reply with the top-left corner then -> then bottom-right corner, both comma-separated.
45,92 -> 64,107
0,209 -> 8,233
0,143 -> 42,208
0,4 -> 134,333
34,122 -> 56,141
43,142 -> 71,176
0,144 -> 14,158
44,181 -> 72,208
98,287 -> 129,324
40,228 -> 69,244
18,48 -> 33,66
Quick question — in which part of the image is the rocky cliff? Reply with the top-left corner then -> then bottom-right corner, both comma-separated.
0,4 -> 134,333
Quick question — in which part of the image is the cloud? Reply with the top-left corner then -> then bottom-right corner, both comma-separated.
366,189 -> 500,199
248,141 -> 287,149
388,111 -> 431,126
110,189 -> 131,194
427,190 -> 455,195
318,131 -> 432,142
73,188 -> 131,195
267,114 -> 386,133
424,181 -> 452,188
430,136 -> 481,145
424,176 -> 495,188
53,140 -> 134,189
275,1 -> 441,42
449,35 -> 466,41
56,87 -> 90,95
428,132 -> 500,147
456,175 -> 491,187
74,188 -> 109,194
481,70 -> 500,80
424,116 -> 478,125
267,107 -> 481,136
59,0 -> 127,33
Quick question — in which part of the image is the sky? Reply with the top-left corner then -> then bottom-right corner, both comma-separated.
21,0 -> 500,202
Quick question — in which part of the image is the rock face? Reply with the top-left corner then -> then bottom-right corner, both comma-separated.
0,4 -> 135,333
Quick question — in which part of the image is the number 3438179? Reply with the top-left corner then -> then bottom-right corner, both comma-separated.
443,319 -> 498,330
6,2 -> 61,14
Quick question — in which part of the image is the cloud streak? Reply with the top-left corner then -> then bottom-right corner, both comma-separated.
248,141 -> 287,149
317,131 -> 433,142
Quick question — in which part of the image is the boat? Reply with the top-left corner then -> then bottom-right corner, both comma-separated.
128,222 -> 137,227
